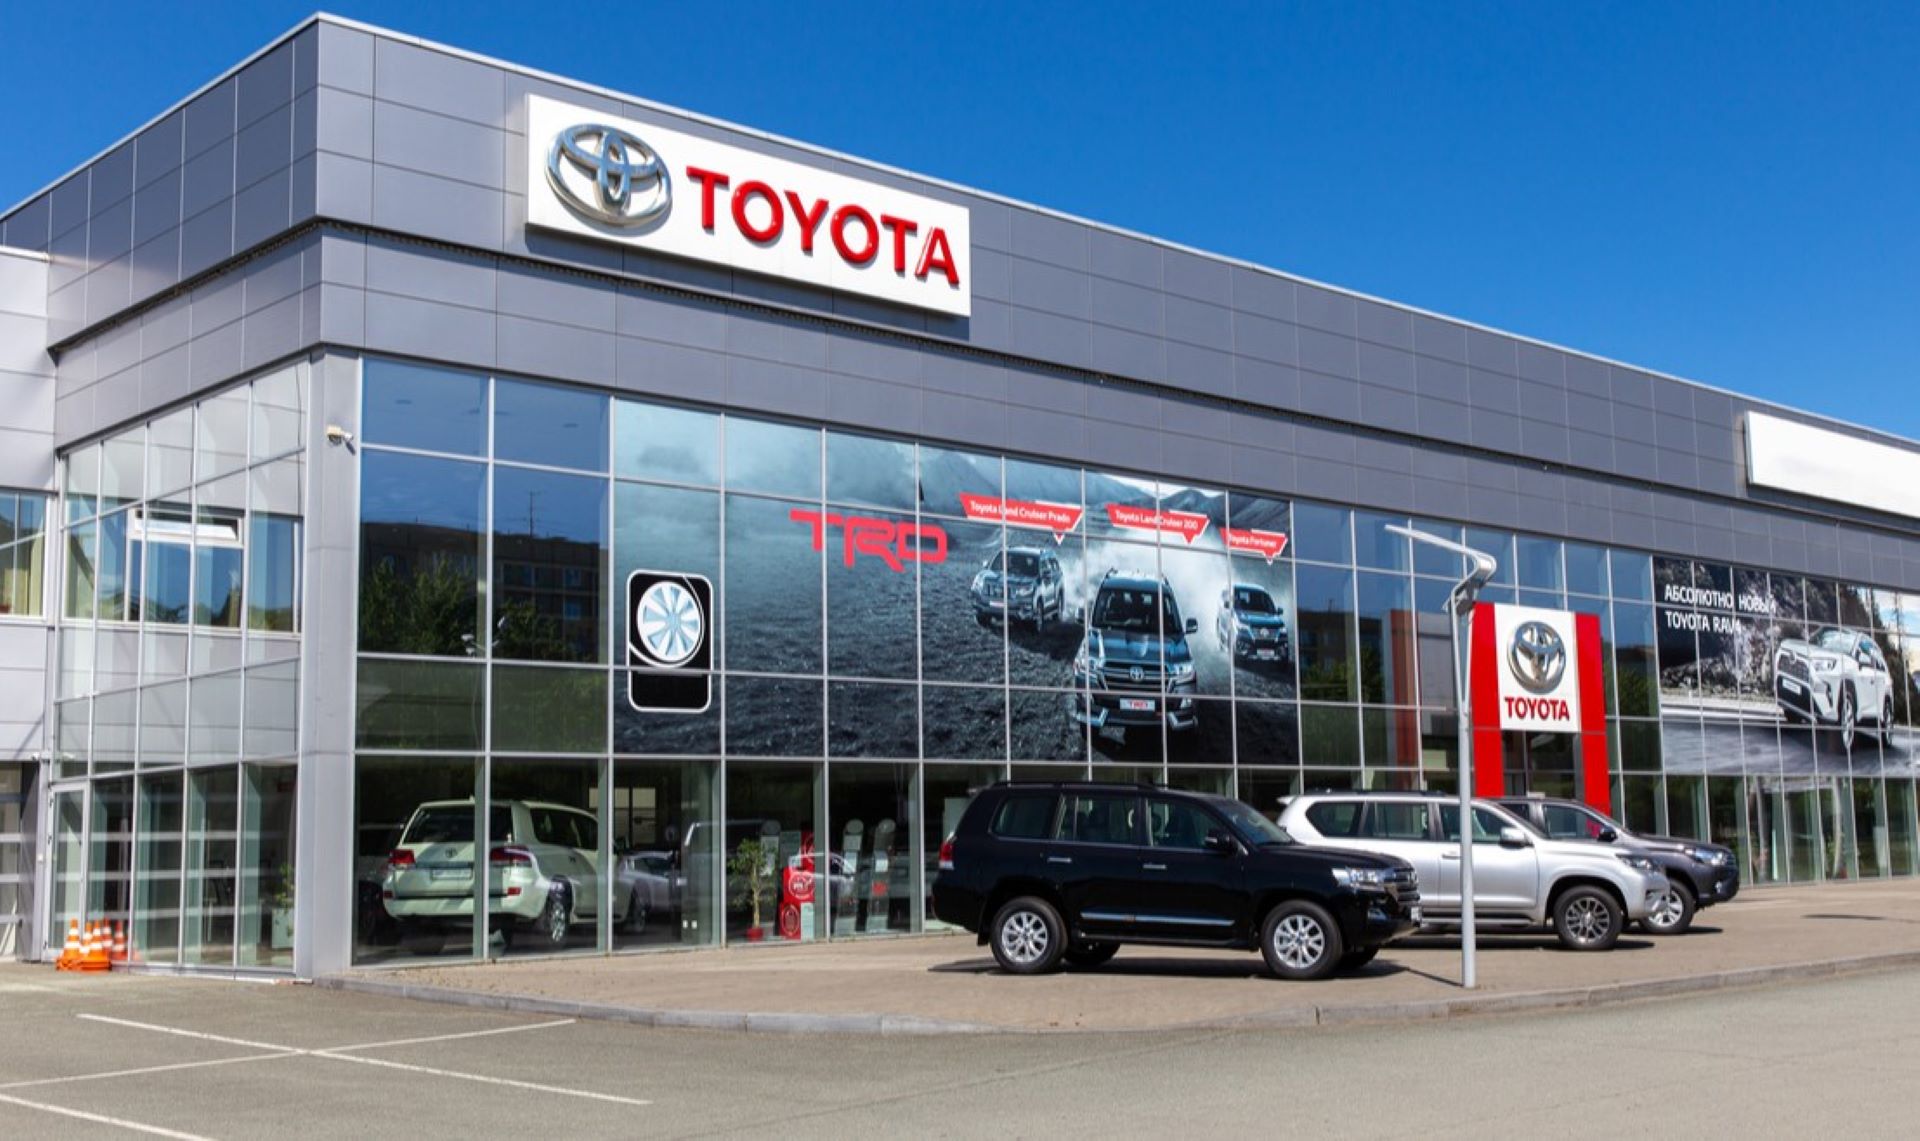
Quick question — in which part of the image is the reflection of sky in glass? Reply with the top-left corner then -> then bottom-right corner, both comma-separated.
496,379 -> 607,472
616,401 -> 718,485
725,418 -> 820,499
493,466 -> 605,544
361,452 -> 484,531
363,360 -> 486,456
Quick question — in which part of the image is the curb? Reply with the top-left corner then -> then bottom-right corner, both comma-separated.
315,948 -> 1920,1037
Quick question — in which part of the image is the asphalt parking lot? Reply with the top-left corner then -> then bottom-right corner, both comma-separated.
6,962 -> 1920,1139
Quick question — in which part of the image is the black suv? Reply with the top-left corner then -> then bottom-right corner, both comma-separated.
1494,795 -> 1739,935
1069,570 -> 1200,734
932,782 -> 1419,980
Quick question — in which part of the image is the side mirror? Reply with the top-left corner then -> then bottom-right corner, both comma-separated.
1596,828 -> 1618,843
1498,826 -> 1531,848
1184,617 -> 1199,634
1203,830 -> 1237,856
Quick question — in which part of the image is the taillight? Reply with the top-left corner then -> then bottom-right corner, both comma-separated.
490,845 -> 533,868
938,835 -> 955,872
386,849 -> 415,871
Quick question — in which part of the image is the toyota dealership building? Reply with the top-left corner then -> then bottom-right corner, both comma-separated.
6,16 -> 1920,977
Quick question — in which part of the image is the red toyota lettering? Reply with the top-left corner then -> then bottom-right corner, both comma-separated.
915,226 -> 959,285
784,191 -> 828,253
880,214 -> 918,273
686,165 -> 730,231
788,508 -> 948,572
832,204 -> 880,265
731,180 -> 783,243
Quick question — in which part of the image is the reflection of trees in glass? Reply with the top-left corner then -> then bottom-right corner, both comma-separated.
358,557 -> 478,656
492,598 -> 568,661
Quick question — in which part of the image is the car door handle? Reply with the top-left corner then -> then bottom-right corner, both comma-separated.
1142,863 -> 1167,871
1442,851 -> 1461,860
1047,856 -> 1073,865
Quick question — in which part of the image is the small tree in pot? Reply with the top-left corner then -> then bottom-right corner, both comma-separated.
728,838 -> 775,940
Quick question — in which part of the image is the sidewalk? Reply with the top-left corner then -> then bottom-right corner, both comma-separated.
321,880 -> 1920,1034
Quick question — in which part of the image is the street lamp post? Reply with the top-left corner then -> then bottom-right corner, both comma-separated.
1387,525 -> 1496,989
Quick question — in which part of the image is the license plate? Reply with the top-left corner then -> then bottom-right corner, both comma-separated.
1255,650 -> 1277,660
429,867 -> 465,881
1119,698 -> 1155,712
1782,679 -> 1801,695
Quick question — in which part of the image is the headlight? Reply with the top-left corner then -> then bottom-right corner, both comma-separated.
1691,847 -> 1729,867
1617,854 -> 1660,873
1012,584 -> 1035,597
1168,660 -> 1195,681
1331,866 -> 1389,890
1813,658 -> 1841,673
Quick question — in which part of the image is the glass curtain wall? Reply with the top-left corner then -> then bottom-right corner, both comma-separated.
347,352 -> 1920,970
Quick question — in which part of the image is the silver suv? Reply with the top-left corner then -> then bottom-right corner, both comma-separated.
1277,792 -> 1668,951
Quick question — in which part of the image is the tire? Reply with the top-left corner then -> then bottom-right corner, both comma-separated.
1553,885 -> 1623,951
1260,900 -> 1344,981
617,889 -> 649,936
1338,946 -> 1380,972
1063,941 -> 1119,968
1883,694 -> 1896,741
974,610 -> 993,628
1640,880 -> 1696,936
1033,603 -> 1047,634
1839,686 -> 1857,751
540,886 -> 571,947
989,896 -> 1066,975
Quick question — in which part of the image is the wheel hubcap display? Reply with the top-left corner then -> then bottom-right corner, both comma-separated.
1001,912 -> 1049,964
1272,914 -> 1326,968
1650,889 -> 1682,927
1566,897 -> 1610,941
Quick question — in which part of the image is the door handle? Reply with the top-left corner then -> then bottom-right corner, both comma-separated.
1142,863 -> 1167,871
1047,856 -> 1073,865
1442,851 -> 1461,860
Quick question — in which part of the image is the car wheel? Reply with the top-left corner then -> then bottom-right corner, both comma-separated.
989,896 -> 1066,975
618,889 -> 648,936
1839,686 -> 1857,751
1063,940 -> 1119,968
541,887 -> 571,946
1338,946 -> 1380,972
1034,604 -> 1047,634
1260,900 -> 1344,981
1553,885 -> 1623,951
1884,694 -> 1896,739
1640,881 -> 1696,936
974,610 -> 993,628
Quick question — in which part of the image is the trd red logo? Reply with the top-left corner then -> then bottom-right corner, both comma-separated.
789,509 -> 949,572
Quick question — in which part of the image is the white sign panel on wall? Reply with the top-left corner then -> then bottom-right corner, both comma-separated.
525,95 -> 972,317
1493,604 -> 1582,732
1746,411 -> 1920,520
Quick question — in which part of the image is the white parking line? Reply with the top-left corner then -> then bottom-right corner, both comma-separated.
0,1051 -> 299,1091
72,1011 -> 651,1108
0,1090 -> 212,1140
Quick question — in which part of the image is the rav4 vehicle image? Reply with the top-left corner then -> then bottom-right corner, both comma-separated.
381,799 -> 647,948
1216,582 -> 1291,665
1494,795 -> 1738,936
1775,627 -> 1895,749
1069,570 -> 1200,734
971,546 -> 1065,631
1279,792 -> 1669,951
932,782 -> 1419,979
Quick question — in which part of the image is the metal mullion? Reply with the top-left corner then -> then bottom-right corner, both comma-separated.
911,444 -> 925,933
479,374 -> 496,961
714,414 -> 729,947
816,429 -> 828,944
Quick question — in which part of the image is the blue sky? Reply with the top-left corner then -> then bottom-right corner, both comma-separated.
4,2 -> 1916,438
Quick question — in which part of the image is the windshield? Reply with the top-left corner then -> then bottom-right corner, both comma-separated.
1233,587 -> 1276,614
403,805 -> 512,846
1093,585 -> 1180,632
1813,628 -> 1854,652
1005,552 -> 1039,577
1211,797 -> 1293,845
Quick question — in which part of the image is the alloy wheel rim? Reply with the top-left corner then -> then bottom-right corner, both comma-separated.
1566,897 -> 1611,942
1649,888 -> 1682,928
1272,914 -> 1326,969
1001,911 -> 1050,964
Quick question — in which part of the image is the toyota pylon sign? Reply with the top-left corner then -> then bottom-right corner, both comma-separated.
1491,604 -> 1582,731
526,95 -> 971,316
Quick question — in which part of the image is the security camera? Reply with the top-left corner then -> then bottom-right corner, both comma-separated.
325,424 -> 356,449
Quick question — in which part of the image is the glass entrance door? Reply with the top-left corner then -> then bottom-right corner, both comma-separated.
0,765 -> 33,958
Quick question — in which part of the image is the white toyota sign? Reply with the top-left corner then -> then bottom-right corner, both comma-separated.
1493,604 -> 1581,732
526,95 -> 971,317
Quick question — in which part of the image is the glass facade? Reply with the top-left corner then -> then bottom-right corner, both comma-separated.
343,355 -> 1920,965
46,363 -> 306,969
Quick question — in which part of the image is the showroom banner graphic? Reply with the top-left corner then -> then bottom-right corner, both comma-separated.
1222,526 -> 1290,563
1104,503 -> 1210,544
1650,556 -> 1918,777
957,493 -> 1084,541
788,507 -> 949,571
526,95 -> 971,316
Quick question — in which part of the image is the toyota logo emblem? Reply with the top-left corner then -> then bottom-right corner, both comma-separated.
1509,621 -> 1567,694
547,123 -> 671,228
1129,665 -> 1145,683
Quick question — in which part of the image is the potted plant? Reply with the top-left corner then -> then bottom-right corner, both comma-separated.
727,838 -> 774,941
268,863 -> 295,950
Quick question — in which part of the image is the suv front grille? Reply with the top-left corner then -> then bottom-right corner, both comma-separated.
1777,653 -> 1809,682
1099,663 -> 1162,690
1386,867 -> 1420,904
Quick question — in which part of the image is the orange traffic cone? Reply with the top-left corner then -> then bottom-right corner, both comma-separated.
55,918 -> 81,970
111,922 -> 127,962
79,922 -> 110,972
